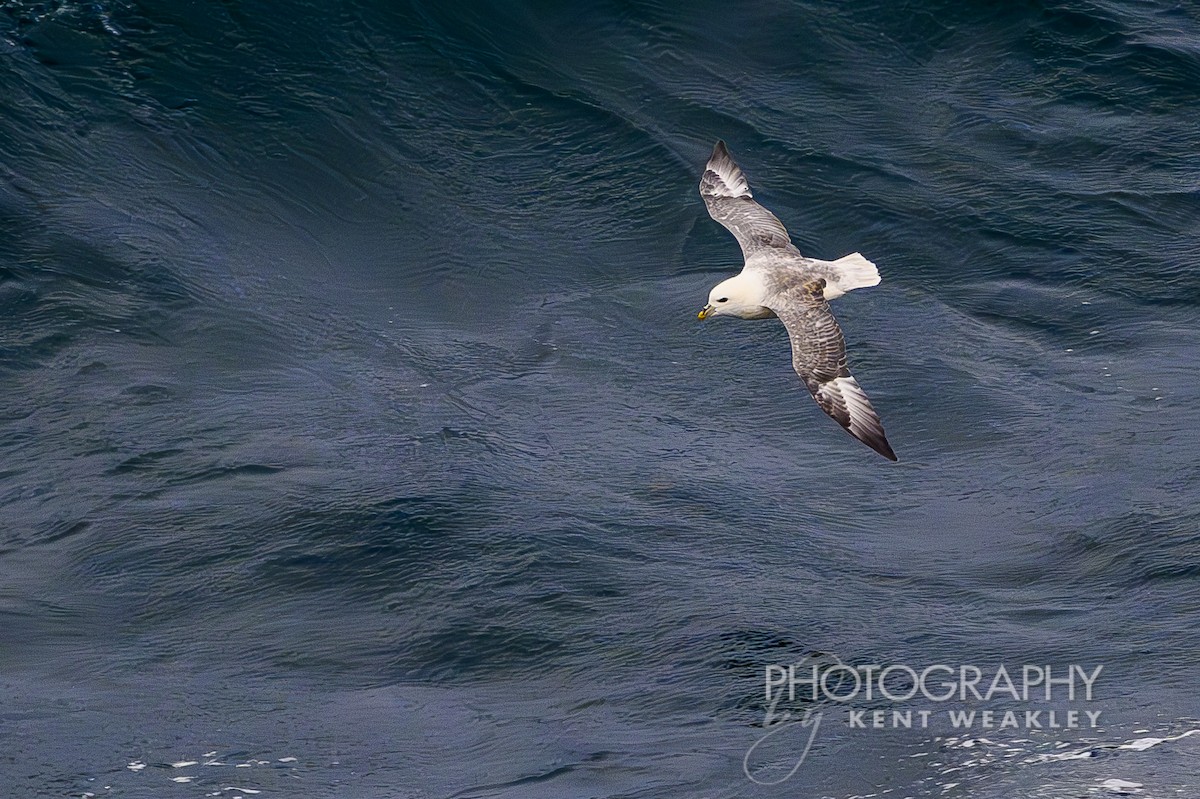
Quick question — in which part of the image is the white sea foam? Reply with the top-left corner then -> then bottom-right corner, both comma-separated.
1118,729 -> 1200,751
921,723 -> 1200,795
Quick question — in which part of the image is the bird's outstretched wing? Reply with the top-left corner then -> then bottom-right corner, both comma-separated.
699,140 -> 800,261
769,278 -> 897,461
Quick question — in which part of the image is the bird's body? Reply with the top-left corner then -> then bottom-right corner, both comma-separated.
696,140 -> 898,461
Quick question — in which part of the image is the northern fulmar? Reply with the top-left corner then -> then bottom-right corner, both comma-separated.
696,140 -> 898,461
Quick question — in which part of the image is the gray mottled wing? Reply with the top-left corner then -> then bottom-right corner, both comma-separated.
768,278 -> 898,461
699,140 -> 800,260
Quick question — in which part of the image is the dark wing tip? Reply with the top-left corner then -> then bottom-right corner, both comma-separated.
807,375 -> 898,462
860,430 -> 899,462
833,404 -> 897,461
700,140 -> 752,202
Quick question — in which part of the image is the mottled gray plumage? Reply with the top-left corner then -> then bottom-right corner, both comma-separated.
699,143 -> 796,258
699,140 -> 897,461
772,278 -> 897,461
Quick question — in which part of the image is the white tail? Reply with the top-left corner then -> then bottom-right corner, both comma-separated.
830,252 -> 880,292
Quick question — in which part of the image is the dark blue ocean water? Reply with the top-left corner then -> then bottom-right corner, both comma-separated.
2,0 -> 1199,796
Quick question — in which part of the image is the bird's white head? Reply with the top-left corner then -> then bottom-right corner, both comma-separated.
697,272 -> 770,320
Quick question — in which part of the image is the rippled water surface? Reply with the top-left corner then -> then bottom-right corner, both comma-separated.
2,1 -> 1199,796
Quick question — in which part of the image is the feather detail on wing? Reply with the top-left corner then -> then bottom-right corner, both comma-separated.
699,141 -> 798,259
769,278 -> 898,461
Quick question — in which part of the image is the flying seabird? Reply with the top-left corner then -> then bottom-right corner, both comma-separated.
696,140 -> 898,461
